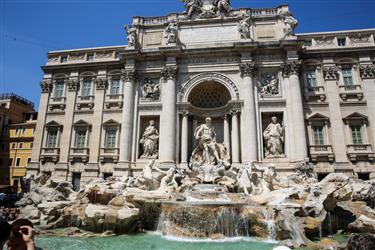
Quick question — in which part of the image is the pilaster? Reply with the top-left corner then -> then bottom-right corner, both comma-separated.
322,65 -> 349,164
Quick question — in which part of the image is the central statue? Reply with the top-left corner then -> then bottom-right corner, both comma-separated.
189,117 -> 231,183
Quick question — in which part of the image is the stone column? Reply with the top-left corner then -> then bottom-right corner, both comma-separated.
360,64 -> 375,148
281,61 -> 308,161
89,75 -> 107,164
180,111 -> 189,166
119,69 -> 136,165
239,62 -> 258,163
223,114 -> 231,152
28,79 -> 52,175
192,117 -> 198,148
323,65 -> 348,163
231,110 -> 240,164
159,66 -> 178,165
59,76 -> 78,165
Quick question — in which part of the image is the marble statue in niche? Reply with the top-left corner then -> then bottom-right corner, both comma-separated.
263,116 -> 285,158
189,117 -> 230,183
125,25 -> 137,47
259,74 -> 279,97
141,78 -> 160,101
164,20 -> 179,45
238,15 -> 252,40
140,120 -> 159,158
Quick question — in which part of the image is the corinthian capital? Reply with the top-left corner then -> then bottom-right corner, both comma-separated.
359,65 -> 375,79
322,66 -> 339,80
280,61 -> 301,77
121,69 -> 137,82
40,79 -> 52,93
161,66 -> 178,81
239,62 -> 257,78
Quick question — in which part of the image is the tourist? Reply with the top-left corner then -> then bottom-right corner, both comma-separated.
0,216 -> 11,249
7,218 -> 40,250
347,233 -> 375,250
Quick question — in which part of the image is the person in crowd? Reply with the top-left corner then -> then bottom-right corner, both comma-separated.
347,233 -> 375,250
0,216 -> 11,249
7,219 -> 39,250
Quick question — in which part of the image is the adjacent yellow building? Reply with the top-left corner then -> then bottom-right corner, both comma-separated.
0,93 -> 35,188
8,112 -> 37,189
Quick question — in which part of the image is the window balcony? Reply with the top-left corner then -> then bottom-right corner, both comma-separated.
347,144 -> 375,162
338,84 -> 363,101
40,147 -> 60,163
309,145 -> 334,162
76,95 -> 95,110
105,94 -> 123,109
49,97 -> 67,111
69,147 -> 90,163
304,86 -> 326,102
99,147 -> 119,163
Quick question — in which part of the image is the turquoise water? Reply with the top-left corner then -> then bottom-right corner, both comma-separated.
35,233 -> 278,250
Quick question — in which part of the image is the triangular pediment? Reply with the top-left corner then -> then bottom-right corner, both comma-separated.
103,119 -> 120,126
74,120 -> 91,127
343,112 -> 368,121
45,120 -> 62,127
307,113 -> 330,121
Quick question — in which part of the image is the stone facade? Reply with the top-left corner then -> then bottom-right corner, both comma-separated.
27,3 -> 375,187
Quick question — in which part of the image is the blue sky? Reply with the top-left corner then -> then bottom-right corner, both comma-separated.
0,0 -> 374,109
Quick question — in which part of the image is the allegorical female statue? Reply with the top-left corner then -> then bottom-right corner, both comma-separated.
140,120 -> 159,158
263,116 -> 284,158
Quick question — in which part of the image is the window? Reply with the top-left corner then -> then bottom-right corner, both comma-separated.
111,79 -> 121,95
33,128 -> 36,134
306,70 -> 317,88
27,158 -> 31,164
9,158 -> 13,166
351,125 -> 363,145
30,142 -> 33,149
19,143 -> 23,149
16,158 -> 21,166
11,143 -> 16,149
115,52 -> 120,59
75,129 -> 87,148
342,68 -> 353,85
313,126 -> 324,145
0,159 -> 2,167
22,128 -> 26,134
60,56 -> 68,63
105,128 -> 117,148
81,79 -> 92,97
338,38 -> 346,47
87,54 -> 94,61
54,80 -> 65,97
46,129 -> 58,148
15,128 -> 19,134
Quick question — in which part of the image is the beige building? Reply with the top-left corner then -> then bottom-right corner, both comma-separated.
27,2 -> 375,188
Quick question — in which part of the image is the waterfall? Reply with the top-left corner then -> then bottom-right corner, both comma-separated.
264,208 -> 276,241
157,202 -> 249,239
327,211 -> 333,235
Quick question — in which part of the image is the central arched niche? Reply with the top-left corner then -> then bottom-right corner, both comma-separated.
188,81 -> 231,109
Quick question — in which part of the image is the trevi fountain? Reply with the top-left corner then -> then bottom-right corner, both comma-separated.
16,116 -> 375,249
15,0 -> 375,249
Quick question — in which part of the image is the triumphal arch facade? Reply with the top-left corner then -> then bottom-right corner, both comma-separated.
28,1 -> 375,186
